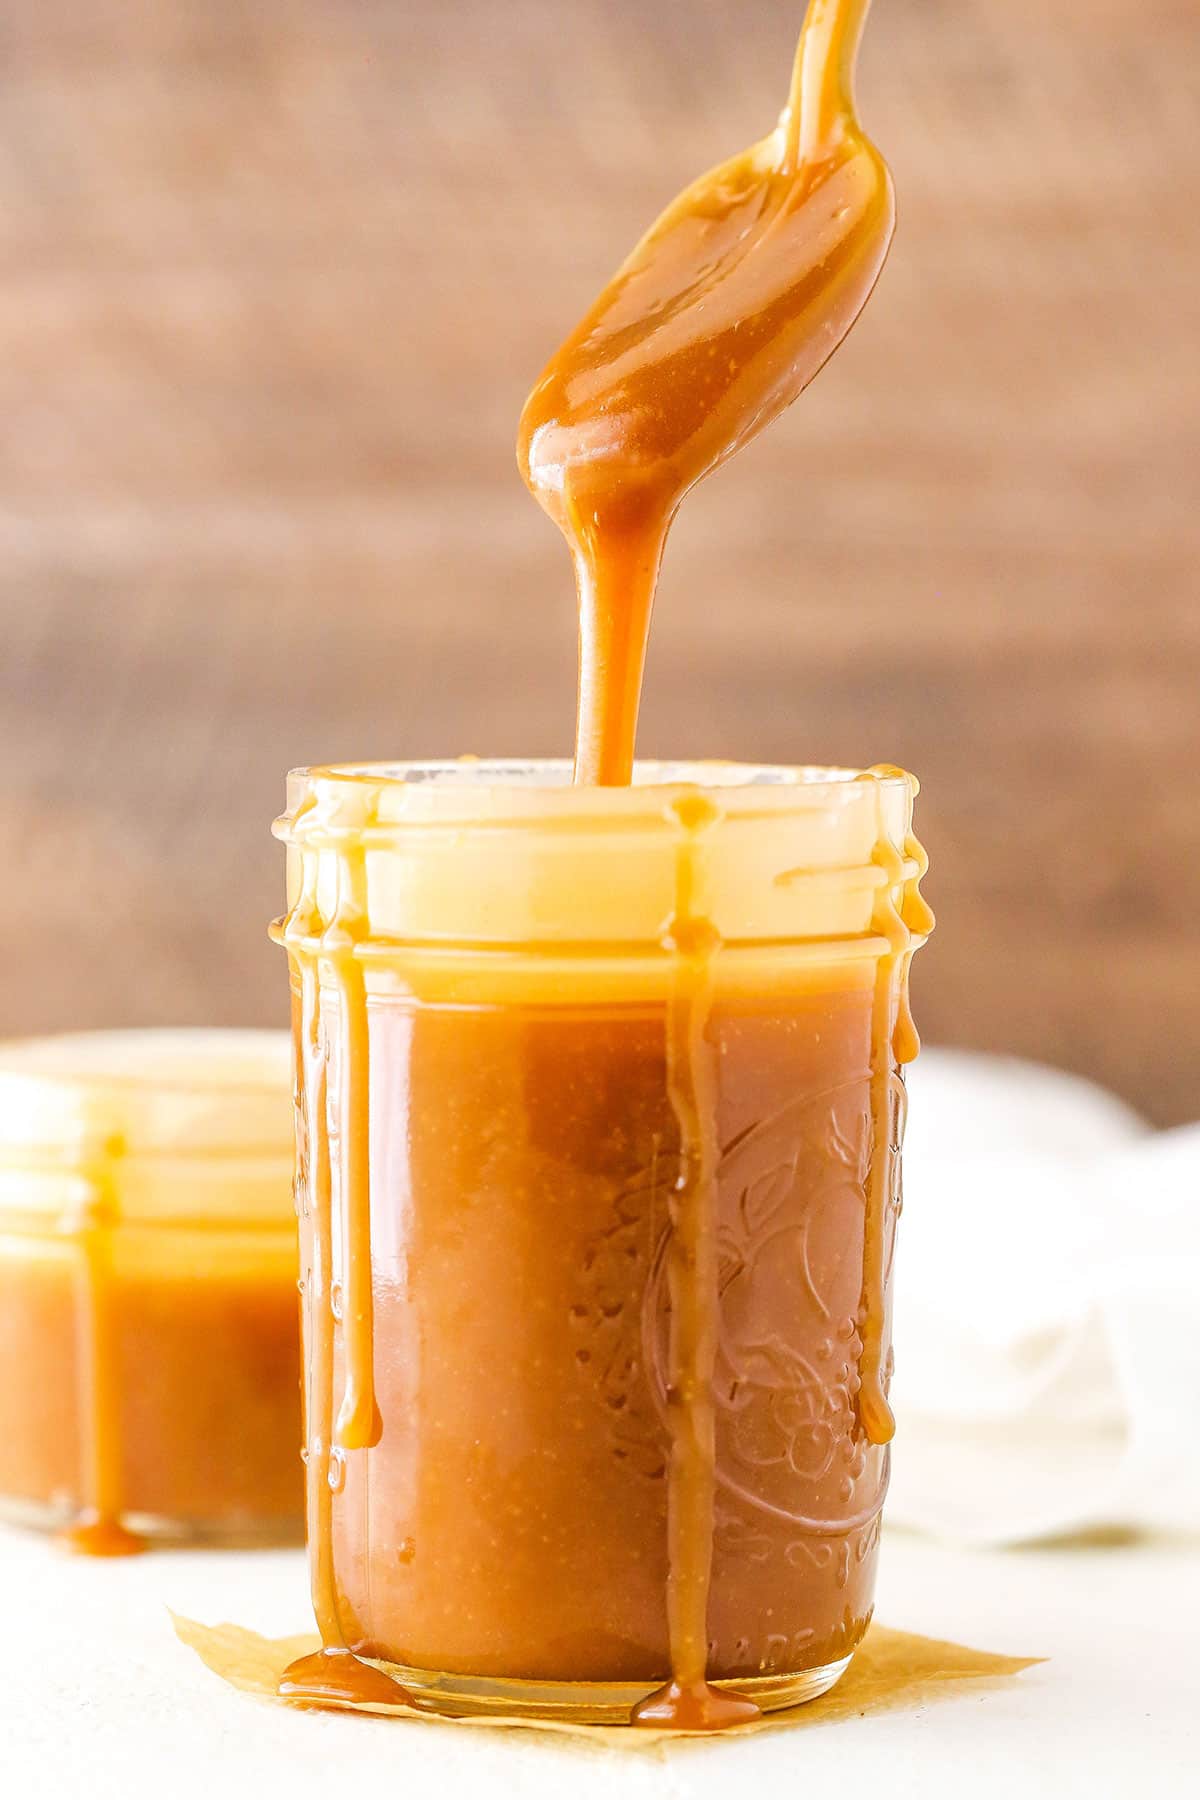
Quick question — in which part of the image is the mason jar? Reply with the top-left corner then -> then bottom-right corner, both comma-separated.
274,760 -> 931,1720
0,1030 -> 304,1553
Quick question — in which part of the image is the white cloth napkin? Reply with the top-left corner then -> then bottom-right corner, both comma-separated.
890,1049 -> 1200,1545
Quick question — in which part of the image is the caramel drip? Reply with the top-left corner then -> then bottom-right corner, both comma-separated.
517,0 -> 896,1726
296,960 -> 341,1646
632,795 -> 759,1732
278,812 -> 419,1710
894,825 -> 935,1067
855,768 -> 934,1447
329,841 -> 381,1454
569,505 -> 668,789
781,0 -> 873,170
277,1646 -> 423,1711
519,0 -> 893,787
64,1134 -> 143,1557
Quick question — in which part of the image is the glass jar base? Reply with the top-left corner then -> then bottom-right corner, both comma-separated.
376,1653 -> 854,1724
0,1492 -> 303,1551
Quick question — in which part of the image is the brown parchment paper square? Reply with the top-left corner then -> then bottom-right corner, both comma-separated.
172,1614 -> 1043,1745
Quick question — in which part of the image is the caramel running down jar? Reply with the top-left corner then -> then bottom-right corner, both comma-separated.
273,761 -> 931,1722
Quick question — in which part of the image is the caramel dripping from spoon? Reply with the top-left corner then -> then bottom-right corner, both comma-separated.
518,0 -> 892,788
527,0 -> 897,1730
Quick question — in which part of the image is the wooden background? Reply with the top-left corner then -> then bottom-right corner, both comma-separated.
2,0 -> 1197,1123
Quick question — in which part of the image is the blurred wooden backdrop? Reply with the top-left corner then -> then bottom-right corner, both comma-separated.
1,0 -> 1197,1123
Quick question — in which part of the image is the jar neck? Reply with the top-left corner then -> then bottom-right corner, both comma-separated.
274,761 -> 929,959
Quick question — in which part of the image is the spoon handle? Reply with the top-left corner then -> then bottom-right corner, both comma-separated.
781,0 -> 874,169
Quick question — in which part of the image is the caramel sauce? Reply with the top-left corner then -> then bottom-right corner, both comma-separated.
854,768 -> 936,1449
0,1090 -> 303,1552
279,811 -> 422,1711
277,1648 -> 422,1711
519,0 -> 892,787
630,793 -> 759,1731
278,0 -> 933,1733
519,0 -> 901,1729
295,959 -> 340,1647
65,1138 -> 144,1556
328,842 -> 381,1458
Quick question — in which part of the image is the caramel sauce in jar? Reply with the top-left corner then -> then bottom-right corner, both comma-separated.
273,761 -> 930,1723
0,1031 -> 303,1551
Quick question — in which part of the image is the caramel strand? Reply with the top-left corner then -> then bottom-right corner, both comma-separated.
298,959 -> 341,1646
64,1131 -> 143,1557
519,0 -> 893,788
781,0 -> 873,170
330,836 -> 381,1455
517,0 -> 894,1724
632,795 -> 759,1730
277,805 -> 420,1710
855,768 -> 933,1447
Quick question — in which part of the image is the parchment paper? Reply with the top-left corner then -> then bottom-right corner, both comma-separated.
173,1613 -> 1042,1745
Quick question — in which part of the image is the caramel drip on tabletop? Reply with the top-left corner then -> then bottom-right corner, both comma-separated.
855,768 -> 934,1447
518,0 -> 892,785
632,796 -> 759,1731
65,1135 -> 144,1557
278,806 -> 419,1711
277,1646 -> 421,1712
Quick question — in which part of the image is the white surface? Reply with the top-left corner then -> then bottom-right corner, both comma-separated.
3,1048 -> 1196,1792
894,1050 -> 1200,1543
0,1524 -> 1195,1799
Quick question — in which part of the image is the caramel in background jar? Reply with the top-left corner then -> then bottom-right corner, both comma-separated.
0,1030 -> 303,1553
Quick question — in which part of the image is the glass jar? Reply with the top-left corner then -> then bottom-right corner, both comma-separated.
274,760 -> 931,1722
0,1029 -> 304,1553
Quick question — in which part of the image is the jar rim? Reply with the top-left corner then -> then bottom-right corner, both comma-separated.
0,1029 -> 290,1101
280,759 -> 914,836
274,761 -> 926,966
300,758 -> 897,782
0,1031 -> 295,1185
